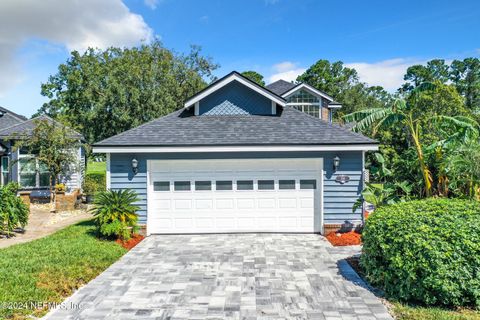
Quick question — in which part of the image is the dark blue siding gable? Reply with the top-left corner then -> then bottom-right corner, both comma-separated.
110,151 -> 364,227
199,80 -> 273,115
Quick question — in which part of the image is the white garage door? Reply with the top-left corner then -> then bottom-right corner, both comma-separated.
147,158 -> 323,234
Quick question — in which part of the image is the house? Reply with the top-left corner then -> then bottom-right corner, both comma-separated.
93,71 -> 378,235
0,107 -> 85,192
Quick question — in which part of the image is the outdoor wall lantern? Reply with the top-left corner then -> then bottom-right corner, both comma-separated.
132,157 -> 139,175
333,155 -> 340,172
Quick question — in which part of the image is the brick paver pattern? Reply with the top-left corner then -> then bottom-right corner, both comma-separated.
45,234 -> 392,320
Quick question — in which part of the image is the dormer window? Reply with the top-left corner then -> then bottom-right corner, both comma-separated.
286,89 -> 321,118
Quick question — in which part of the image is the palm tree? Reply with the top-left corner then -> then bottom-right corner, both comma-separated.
344,83 -> 472,197
344,85 -> 434,196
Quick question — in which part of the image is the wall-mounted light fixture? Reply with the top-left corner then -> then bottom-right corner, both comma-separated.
333,155 -> 340,172
132,157 -> 138,175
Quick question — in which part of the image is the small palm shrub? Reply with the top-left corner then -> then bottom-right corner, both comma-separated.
89,189 -> 140,240
361,198 -> 480,308
0,183 -> 29,237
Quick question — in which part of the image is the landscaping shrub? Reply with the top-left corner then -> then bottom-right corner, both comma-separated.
89,189 -> 140,240
361,198 -> 480,308
82,172 -> 106,195
0,183 -> 29,236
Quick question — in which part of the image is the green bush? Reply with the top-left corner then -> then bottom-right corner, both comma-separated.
0,183 -> 29,236
89,189 -> 140,240
82,172 -> 106,195
361,198 -> 480,308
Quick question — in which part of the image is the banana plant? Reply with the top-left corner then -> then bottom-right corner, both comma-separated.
352,181 -> 412,213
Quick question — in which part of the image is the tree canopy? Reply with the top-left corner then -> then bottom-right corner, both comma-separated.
241,71 -> 265,86
296,59 -> 392,117
37,41 -> 218,144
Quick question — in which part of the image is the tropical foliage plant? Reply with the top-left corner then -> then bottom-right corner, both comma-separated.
89,189 -> 140,240
0,183 -> 29,237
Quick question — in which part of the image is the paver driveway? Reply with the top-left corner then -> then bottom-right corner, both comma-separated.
45,234 -> 392,320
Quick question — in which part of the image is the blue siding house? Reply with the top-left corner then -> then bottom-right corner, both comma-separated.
93,71 -> 377,235
0,108 -> 85,192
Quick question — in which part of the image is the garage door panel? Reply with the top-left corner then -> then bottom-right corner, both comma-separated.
148,159 -> 322,234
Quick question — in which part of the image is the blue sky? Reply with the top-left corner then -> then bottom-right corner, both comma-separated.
0,0 -> 479,117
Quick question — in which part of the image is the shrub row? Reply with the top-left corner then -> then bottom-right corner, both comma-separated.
361,198 -> 480,308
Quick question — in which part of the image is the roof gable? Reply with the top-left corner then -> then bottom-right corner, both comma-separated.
184,71 -> 286,109
281,83 -> 334,102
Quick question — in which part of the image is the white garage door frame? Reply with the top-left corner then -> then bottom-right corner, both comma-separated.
146,158 -> 324,235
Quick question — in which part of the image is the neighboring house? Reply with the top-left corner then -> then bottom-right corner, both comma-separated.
0,107 -> 85,192
93,71 -> 378,235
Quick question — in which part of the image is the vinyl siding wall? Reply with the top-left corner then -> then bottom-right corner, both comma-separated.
110,151 -> 364,226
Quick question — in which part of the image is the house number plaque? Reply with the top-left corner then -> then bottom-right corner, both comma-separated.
335,175 -> 350,184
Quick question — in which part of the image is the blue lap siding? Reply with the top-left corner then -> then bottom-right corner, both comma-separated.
110,151 -> 364,227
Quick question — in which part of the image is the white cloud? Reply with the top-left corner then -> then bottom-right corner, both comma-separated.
345,58 -> 426,91
0,0 -> 153,96
268,61 -> 306,83
144,0 -> 159,10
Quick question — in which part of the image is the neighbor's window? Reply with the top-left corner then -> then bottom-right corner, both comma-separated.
279,179 -> 296,190
237,180 -> 254,190
216,180 -> 232,191
1,156 -> 9,185
154,181 -> 170,191
174,181 -> 191,191
300,179 -> 317,189
258,180 -> 274,190
195,181 -> 212,191
19,157 -> 37,188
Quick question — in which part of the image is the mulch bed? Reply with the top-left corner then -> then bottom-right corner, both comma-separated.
326,231 -> 362,246
116,234 -> 144,250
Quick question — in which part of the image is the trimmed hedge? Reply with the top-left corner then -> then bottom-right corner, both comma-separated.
361,199 -> 480,308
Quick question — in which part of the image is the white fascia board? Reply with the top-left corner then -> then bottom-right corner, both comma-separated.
281,83 -> 334,102
184,74 -> 286,108
328,104 -> 342,109
93,144 -> 379,154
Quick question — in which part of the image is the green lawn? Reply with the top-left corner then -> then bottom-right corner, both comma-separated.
393,303 -> 480,320
87,161 -> 106,174
0,220 -> 126,319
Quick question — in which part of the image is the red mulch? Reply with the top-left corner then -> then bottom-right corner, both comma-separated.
116,234 -> 144,250
326,231 -> 362,246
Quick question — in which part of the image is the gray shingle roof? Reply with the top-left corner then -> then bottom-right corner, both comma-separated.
0,106 -> 28,131
265,80 -> 297,96
0,115 -> 84,140
94,107 -> 376,147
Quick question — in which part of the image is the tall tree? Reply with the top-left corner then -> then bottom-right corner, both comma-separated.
297,59 -> 392,118
401,59 -> 449,92
38,41 -> 218,144
450,58 -> 480,114
241,71 -> 265,86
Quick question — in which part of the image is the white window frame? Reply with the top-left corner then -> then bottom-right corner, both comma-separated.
1,156 -> 9,186
17,154 -> 50,189
285,90 -> 323,119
